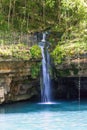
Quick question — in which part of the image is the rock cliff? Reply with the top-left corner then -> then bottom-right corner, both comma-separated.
0,60 -> 41,104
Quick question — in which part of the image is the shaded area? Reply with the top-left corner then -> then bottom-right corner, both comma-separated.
53,77 -> 87,100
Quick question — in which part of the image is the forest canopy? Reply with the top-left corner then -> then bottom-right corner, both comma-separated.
0,0 -> 86,32
0,0 -> 87,65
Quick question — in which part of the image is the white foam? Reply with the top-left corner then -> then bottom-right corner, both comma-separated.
38,102 -> 58,105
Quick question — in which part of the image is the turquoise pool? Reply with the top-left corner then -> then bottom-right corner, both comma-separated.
0,100 -> 87,130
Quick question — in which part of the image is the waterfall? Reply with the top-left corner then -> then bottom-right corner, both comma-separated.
40,33 -> 52,103
41,33 -> 46,42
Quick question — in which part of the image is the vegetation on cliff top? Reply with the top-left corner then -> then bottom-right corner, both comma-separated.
50,0 -> 87,65
51,41 -> 87,65
0,44 -> 41,60
0,0 -> 87,65
0,0 -> 61,32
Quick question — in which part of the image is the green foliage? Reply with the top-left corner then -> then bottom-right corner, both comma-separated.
46,0 -> 55,8
52,41 -> 87,65
47,0 -> 87,67
30,63 -> 41,79
0,14 -> 8,31
0,0 -> 87,63
71,64 -> 79,75
11,43 -> 31,60
0,0 -> 87,32
57,69 -> 71,77
61,0 -> 87,22
51,45 -> 66,64
0,43 -> 30,60
30,45 -> 41,59
0,43 -> 41,61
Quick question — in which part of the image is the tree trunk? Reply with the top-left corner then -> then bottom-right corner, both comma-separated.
8,0 -> 12,29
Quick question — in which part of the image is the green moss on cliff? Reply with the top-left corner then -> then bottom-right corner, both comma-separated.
51,41 -> 87,65
30,45 -> 41,59
30,62 -> 41,79
56,69 -> 71,77
0,44 -> 41,61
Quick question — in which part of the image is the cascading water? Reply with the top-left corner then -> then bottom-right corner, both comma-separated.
40,33 -> 52,103
41,33 -> 46,42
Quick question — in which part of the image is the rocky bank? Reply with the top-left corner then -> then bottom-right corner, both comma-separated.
0,60 -> 41,104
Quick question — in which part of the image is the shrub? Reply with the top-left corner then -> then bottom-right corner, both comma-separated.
30,45 -> 41,59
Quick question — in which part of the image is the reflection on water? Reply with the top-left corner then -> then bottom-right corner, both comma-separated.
0,100 -> 87,130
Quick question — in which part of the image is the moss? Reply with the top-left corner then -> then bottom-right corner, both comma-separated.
71,64 -> 79,75
30,62 -> 41,79
55,64 -> 79,77
51,41 -> 87,65
56,69 -> 71,77
30,45 -> 41,59
0,44 -> 41,61
51,45 -> 66,64
73,68 -> 79,75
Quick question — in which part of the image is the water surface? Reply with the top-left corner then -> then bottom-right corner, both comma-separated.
0,100 -> 87,130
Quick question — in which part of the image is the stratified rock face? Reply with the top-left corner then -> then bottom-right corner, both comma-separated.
0,60 -> 41,104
